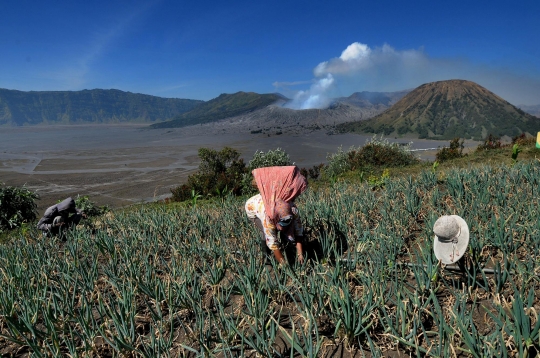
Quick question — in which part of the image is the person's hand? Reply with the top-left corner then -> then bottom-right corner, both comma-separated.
297,254 -> 304,264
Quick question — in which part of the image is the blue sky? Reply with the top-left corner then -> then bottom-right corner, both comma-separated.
1,0 -> 539,106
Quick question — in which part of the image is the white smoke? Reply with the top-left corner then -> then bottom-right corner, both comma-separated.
278,41 -> 540,108
284,74 -> 335,110
281,42 -> 430,109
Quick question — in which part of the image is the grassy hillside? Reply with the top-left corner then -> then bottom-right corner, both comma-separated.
338,80 -> 540,140
1,142 -> 539,356
0,88 -> 203,126
150,92 -> 285,128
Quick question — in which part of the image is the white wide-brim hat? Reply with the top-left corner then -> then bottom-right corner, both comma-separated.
433,215 -> 469,264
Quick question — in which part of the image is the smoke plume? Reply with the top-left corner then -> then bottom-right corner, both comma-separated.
278,41 -> 540,109
284,74 -> 335,110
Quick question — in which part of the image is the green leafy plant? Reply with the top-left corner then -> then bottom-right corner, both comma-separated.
74,194 -> 109,218
368,168 -> 390,190
2,149 -> 540,356
323,136 -> 418,181
191,189 -> 203,206
512,143 -> 522,162
0,184 -> 39,233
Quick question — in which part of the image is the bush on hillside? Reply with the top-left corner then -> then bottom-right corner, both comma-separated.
74,195 -> 109,218
171,147 -> 247,202
246,148 -> 292,169
299,163 -> 325,181
324,146 -> 353,178
347,135 -> 420,169
435,138 -> 465,163
512,133 -> 536,146
476,134 -> 502,152
323,136 -> 419,179
0,184 -> 39,233
241,148 -> 292,195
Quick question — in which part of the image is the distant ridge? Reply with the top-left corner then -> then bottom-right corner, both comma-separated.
150,91 -> 285,129
157,90 -> 415,136
519,104 -> 540,118
336,90 -> 410,108
0,88 -> 203,126
338,80 -> 540,140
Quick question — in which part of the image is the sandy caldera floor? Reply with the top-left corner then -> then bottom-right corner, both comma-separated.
0,124 -> 469,214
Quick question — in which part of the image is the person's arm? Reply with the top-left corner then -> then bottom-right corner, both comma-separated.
296,242 -> 304,263
291,205 -> 305,263
273,249 -> 286,263
37,206 -> 57,231
262,216 -> 286,264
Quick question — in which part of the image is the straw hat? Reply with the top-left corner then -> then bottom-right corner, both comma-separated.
433,215 -> 469,264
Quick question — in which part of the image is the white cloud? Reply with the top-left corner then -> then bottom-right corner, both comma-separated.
314,42 -> 373,76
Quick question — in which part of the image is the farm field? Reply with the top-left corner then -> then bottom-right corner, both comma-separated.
1,158 -> 539,357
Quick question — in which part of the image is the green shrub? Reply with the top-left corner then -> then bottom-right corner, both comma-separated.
300,163 -> 325,180
323,136 -> 419,180
241,148 -> 292,195
476,134 -> 502,152
74,195 -> 109,218
323,146 -> 353,179
347,135 -> 419,169
0,184 -> 39,233
171,147 -> 247,202
246,148 -> 291,169
435,138 -> 465,162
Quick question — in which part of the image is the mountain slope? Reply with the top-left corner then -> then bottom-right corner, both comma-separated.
150,92 -> 285,129
158,90 -> 409,135
165,100 -> 393,137
338,80 -> 540,140
336,90 -> 410,108
0,88 -> 203,126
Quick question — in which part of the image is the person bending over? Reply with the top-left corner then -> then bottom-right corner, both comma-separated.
37,197 -> 85,236
245,166 -> 307,264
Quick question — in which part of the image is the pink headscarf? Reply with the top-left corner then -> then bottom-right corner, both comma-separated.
252,166 -> 307,224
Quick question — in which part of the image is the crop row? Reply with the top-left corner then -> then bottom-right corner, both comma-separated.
0,161 -> 539,357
